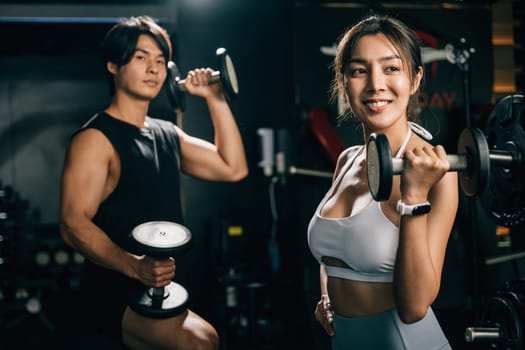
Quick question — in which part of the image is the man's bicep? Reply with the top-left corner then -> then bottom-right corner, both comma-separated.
175,126 -> 218,176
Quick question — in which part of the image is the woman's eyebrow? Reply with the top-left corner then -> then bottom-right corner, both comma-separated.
348,55 -> 401,64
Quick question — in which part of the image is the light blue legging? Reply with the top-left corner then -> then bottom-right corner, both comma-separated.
331,307 -> 452,350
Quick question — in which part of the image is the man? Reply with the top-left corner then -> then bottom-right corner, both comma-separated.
60,16 -> 247,349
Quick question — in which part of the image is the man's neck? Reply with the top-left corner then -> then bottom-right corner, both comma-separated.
105,93 -> 150,128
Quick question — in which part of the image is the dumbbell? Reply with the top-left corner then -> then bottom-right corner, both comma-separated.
366,127 -> 519,201
165,47 -> 239,112
128,221 -> 192,318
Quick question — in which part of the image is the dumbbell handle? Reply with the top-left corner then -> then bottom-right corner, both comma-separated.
464,327 -> 501,342
391,150 -> 515,174
151,287 -> 166,299
176,71 -> 221,91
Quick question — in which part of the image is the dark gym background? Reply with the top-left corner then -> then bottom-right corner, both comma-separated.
0,0 -> 524,349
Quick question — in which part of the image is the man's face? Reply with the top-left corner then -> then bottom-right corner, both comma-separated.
112,34 -> 167,101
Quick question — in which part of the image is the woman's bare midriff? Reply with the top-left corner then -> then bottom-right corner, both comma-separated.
323,257 -> 395,317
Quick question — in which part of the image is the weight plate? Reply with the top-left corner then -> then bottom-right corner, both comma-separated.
367,133 -> 392,201
34,251 -> 50,267
457,128 -> 490,197
217,47 -> 239,100
484,296 -> 520,349
131,221 -> 192,257
481,94 -> 525,226
165,60 -> 186,112
130,281 -> 189,319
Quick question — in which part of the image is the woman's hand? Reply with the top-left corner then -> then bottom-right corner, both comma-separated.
314,294 -> 334,336
401,144 -> 449,201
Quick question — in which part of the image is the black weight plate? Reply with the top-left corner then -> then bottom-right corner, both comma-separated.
165,60 -> 186,112
129,281 -> 189,319
367,133 -> 392,201
481,94 -> 525,227
457,128 -> 490,197
484,295 -> 523,350
216,47 -> 238,100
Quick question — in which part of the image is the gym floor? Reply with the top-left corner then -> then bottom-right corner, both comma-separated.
0,279 -> 319,350
0,286 -> 495,350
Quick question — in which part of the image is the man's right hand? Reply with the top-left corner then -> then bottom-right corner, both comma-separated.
136,255 -> 176,288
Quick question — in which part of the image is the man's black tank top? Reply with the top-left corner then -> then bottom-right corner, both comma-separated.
78,112 -> 184,251
73,112 -> 184,339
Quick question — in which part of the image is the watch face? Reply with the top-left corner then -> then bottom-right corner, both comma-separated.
413,204 -> 431,215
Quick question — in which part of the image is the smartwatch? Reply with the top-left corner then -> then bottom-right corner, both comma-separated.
396,200 -> 431,216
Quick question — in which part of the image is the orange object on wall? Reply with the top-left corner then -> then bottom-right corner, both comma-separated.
308,108 -> 346,165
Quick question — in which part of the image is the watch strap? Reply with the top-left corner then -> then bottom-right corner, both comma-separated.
396,200 -> 431,216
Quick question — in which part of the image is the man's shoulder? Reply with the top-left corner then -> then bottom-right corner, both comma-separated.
146,115 -> 176,128
146,116 -> 179,136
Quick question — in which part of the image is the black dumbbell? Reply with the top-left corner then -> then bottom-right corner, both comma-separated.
366,127 -> 519,201
128,221 -> 192,318
165,47 -> 239,112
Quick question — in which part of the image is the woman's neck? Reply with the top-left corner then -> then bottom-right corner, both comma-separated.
363,121 -> 411,157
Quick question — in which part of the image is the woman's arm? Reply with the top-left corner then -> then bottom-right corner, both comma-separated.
315,264 -> 334,336
394,145 -> 459,323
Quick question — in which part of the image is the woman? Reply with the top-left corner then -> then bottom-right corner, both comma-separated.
307,14 -> 458,349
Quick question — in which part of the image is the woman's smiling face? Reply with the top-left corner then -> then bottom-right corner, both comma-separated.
344,33 -> 422,132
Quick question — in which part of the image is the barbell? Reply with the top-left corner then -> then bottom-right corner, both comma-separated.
165,47 -> 239,112
367,127 -> 520,202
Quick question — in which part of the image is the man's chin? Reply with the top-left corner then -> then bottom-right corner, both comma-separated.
137,93 -> 159,101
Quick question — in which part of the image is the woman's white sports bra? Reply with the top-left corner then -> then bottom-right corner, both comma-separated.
307,128 -> 412,283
